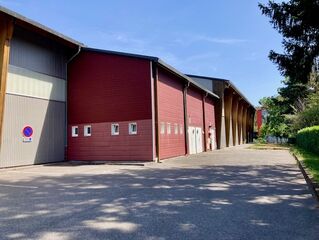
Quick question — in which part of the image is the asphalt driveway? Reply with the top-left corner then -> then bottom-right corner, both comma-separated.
0,145 -> 318,240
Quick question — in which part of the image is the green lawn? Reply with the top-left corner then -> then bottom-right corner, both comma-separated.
248,143 -> 290,150
290,145 -> 319,183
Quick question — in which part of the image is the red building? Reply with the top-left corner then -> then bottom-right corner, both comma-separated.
67,48 -> 219,161
256,108 -> 263,134
256,107 -> 267,135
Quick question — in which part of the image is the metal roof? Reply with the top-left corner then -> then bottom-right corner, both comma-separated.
0,5 -> 84,47
82,47 -> 220,100
187,74 -> 255,109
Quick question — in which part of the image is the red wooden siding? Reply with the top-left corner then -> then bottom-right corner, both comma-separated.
157,67 -> 186,160
67,50 -> 153,161
186,87 -> 205,152
68,51 -> 152,124
256,109 -> 263,134
68,119 -> 153,161
204,97 -> 216,150
187,87 -> 204,128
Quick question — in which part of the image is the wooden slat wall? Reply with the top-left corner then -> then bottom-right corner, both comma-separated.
67,50 -> 153,161
187,87 -> 205,151
67,120 -> 153,161
0,14 -> 14,149
157,67 -> 186,160
204,97 -> 216,150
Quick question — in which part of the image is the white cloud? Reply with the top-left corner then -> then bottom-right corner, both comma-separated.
160,52 -> 220,76
195,36 -> 247,44
244,52 -> 258,61
174,34 -> 248,46
88,30 -> 220,76
94,31 -> 148,53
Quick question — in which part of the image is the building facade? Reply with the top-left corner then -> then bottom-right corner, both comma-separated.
67,48 -> 219,161
188,75 -> 255,149
0,7 -> 82,167
0,6 -> 255,167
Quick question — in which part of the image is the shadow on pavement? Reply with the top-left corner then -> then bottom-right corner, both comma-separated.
0,164 -> 319,240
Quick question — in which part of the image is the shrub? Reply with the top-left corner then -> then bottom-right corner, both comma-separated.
293,105 -> 319,130
296,125 -> 319,155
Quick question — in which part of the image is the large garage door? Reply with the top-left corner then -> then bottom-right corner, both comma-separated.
0,28 -> 68,168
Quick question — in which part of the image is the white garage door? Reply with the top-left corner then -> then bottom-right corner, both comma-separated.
188,126 -> 203,154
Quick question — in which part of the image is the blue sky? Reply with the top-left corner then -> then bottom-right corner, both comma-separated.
0,0 -> 284,105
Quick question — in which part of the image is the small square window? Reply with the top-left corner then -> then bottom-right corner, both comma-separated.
167,123 -> 171,134
174,123 -> 178,135
129,122 -> 137,135
179,124 -> 184,134
160,122 -> 165,134
111,123 -> 119,135
72,126 -> 78,137
84,125 -> 91,136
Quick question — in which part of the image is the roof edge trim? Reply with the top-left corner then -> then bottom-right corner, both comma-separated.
187,74 -> 255,109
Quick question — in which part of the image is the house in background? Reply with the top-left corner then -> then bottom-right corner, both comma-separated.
67,48 -> 219,161
256,107 -> 268,135
187,75 -> 255,149
256,107 -> 263,135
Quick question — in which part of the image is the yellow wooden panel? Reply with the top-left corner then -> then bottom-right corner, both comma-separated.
7,65 -> 66,102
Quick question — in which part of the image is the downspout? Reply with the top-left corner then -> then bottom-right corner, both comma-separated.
67,46 -> 81,64
152,62 -> 160,162
202,93 -> 208,151
183,81 -> 190,155
65,46 -> 81,160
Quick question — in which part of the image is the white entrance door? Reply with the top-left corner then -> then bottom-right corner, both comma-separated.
188,126 -> 203,154
195,127 -> 203,153
188,127 -> 196,154
210,128 -> 216,150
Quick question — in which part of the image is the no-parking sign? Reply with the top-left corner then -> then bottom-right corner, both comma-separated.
22,126 -> 33,142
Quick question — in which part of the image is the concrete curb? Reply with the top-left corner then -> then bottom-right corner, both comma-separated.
290,151 -> 319,202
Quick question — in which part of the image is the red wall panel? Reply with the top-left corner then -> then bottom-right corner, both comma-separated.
204,97 -> 216,150
187,87 -> 204,128
157,67 -> 186,160
67,50 -> 153,161
256,109 -> 263,134
68,120 -> 153,161
68,51 -> 152,124
204,97 -> 216,129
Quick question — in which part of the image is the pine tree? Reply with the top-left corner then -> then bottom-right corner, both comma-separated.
259,0 -> 319,84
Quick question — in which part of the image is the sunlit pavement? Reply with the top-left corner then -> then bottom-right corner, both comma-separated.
0,144 -> 318,240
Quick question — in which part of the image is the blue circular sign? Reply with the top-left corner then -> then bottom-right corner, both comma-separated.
23,126 -> 33,137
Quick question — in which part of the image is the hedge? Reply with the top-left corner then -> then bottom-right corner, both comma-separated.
296,125 -> 319,155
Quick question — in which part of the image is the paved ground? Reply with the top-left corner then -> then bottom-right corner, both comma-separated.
0,145 -> 318,240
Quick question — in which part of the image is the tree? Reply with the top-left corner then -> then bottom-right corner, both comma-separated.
277,61 -> 319,114
259,0 -> 319,85
293,90 -> 319,130
278,79 -> 309,113
259,96 -> 290,141
259,1 -> 319,136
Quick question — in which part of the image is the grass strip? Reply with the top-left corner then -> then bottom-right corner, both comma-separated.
290,145 -> 319,183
